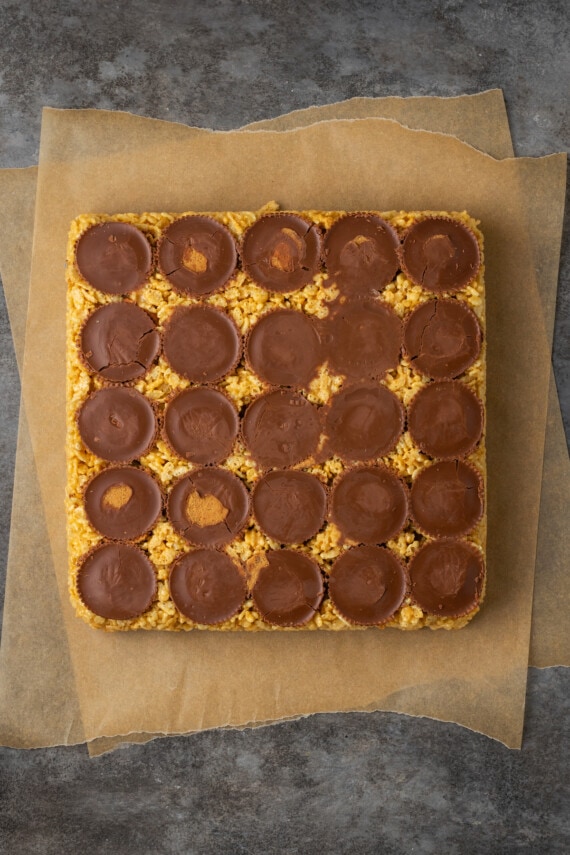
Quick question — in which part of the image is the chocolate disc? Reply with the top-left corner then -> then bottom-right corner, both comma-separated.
167,468 -> 249,546
324,214 -> 400,295
75,222 -> 152,294
169,549 -> 246,625
408,380 -> 484,459
409,539 -> 485,617
84,465 -> 162,541
325,301 -> 402,380
325,383 -> 404,461
157,216 -> 238,296
401,217 -> 480,292
242,390 -> 321,469
252,470 -> 327,544
331,467 -> 408,545
246,309 -> 322,388
410,460 -> 484,538
163,305 -> 241,383
77,387 -> 157,463
163,387 -> 238,465
77,542 -> 156,620
241,214 -> 322,293
328,545 -> 407,626
403,298 -> 482,379
251,550 -> 324,627
80,302 -> 160,382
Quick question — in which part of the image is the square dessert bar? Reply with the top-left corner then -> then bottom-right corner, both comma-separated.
66,203 -> 486,632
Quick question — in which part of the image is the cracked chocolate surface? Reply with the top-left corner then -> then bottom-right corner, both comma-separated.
328,545 -> 407,626
158,215 -> 238,296
241,213 -> 323,292
403,298 -> 482,379
168,467 -> 249,546
80,301 -> 160,382
401,217 -> 480,292
75,222 -> 152,295
169,549 -> 246,625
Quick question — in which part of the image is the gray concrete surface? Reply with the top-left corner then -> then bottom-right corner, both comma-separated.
0,2 -> 568,852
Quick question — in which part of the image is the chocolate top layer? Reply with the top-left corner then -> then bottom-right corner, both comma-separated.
403,298 -> 482,379
75,222 -> 152,295
252,470 -> 327,544
77,387 -> 156,463
163,305 -> 241,383
246,309 -> 322,388
242,390 -> 321,469
163,387 -> 238,465
328,545 -> 407,626
80,302 -> 160,382
410,460 -> 484,538
157,215 -> 238,296
169,549 -> 246,625
77,542 -> 156,620
84,465 -> 162,541
408,380 -> 484,459
325,383 -> 404,461
241,214 -> 322,293
167,467 -> 249,546
401,217 -> 480,292
331,466 -> 408,545
409,539 -> 484,617
324,214 -> 400,295
325,301 -> 402,380
251,550 -> 324,627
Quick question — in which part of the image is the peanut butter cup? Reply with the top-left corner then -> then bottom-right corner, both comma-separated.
80,302 -> 160,382
158,215 -> 238,296
325,383 -> 404,461
331,466 -> 408,545
84,465 -> 162,541
328,545 -> 407,626
163,305 -> 241,383
410,460 -> 484,538
401,217 -> 480,292
325,300 -> 402,380
75,222 -> 152,294
403,298 -> 482,379
408,380 -> 484,459
77,387 -> 157,463
169,549 -> 246,625
77,542 -> 157,620
323,213 -> 400,295
252,470 -> 327,544
409,539 -> 485,617
241,213 -> 322,293
242,390 -> 321,469
163,387 -> 238,465
168,468 -> 249,546
246,309 -> 322,388
250,550 -> 324,627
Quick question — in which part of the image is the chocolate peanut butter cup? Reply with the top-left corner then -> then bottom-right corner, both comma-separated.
77,387 -> 157,463
325,300 -> 402,381
401,217 -> 480,292
409,539 -> 485,617
328,545 -> 407,626
169,549 -> 246,625
403,298 -> 482,379
250,549 -> 324,627
325,383 -> 404,462
252,470 -> 327,544
77,542 -> 157,620
84,465 -> 162,541
157,215 -> 238,296
246,309 -> 322,388
168,467 -> 249,547
163,387 -> 239,465
323,213 -> 400,295
163,304 -> 241,383
80,302 -> 160,382
410,460 -> 484,538
331,466 -> 408,545
241,213 -> 323,293
75,222 -> 152,295
242,390 -> 321,469
408,380 -> 484,459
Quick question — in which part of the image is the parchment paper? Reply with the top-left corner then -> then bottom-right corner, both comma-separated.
0,90 -> 556,744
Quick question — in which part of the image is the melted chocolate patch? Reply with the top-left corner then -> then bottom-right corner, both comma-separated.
242,390 -> 321,469
163,305 -> 241,383
75,222 -> 152,295
77,387 -> 157,462
80,302 -> 160,382
168,467 -> 249,546
84,465 -> 162,541
409,539 -> 485,617
403,298 -> 482,379
250,549 -> 324,627
331,466 -> 408,544
328,545 -> 407,625
252,470 -> 327,544
410,460 -> 484,538
158,216 -> 238,296
325,383 -> 404,461
163,387 -> 238,465
324,213 -> 400,295
241,214 -> 322,292
169,549 -> 246,625
246,309 -> 323,388
77,542 -> 156,620
408,380 -> 484,459
401,217 -> 480,292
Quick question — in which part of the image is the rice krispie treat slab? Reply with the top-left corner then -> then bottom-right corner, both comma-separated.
66,203 -> 486,632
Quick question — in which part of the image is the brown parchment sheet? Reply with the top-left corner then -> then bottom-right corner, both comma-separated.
0,92 -> 566,752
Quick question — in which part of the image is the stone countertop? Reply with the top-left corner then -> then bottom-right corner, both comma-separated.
0,2 -> 568,853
